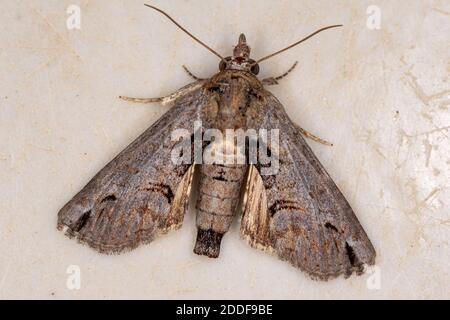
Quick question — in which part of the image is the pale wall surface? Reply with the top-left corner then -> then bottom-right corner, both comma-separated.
0,0 -> 449,299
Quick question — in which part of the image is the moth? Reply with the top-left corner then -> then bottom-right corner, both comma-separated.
58,4 -> 376,280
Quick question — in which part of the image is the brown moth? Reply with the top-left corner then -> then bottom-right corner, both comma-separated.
57,4 -> 375,280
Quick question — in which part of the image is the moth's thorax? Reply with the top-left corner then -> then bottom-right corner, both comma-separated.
207,70 -> 262,131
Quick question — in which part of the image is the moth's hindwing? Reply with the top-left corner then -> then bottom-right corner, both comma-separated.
241,165 -> 272,252
57,83 -> 208,254
241,91 -> 376,280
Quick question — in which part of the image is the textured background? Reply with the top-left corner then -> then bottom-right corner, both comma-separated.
1,0 -> 449,299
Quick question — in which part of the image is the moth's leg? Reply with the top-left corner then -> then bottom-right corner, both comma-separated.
119,96 -> 163,103
295,124 -> 333,146
119,81 -> 205,106
262,61 -> 298,86
182,65 -> 205,81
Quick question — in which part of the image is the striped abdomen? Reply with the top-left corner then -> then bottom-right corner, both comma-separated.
194,163 -> 247,257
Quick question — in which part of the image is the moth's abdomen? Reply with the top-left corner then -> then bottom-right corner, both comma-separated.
194,163 -> 247,258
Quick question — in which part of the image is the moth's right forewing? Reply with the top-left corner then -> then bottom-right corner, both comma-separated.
241,91 -> 376,280
58,82 -> 213,254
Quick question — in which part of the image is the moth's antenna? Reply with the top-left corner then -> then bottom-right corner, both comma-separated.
253,25 -> 343,65
144,4 -> 224,60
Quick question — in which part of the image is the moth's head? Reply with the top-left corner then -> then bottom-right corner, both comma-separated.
219,34 -> 260,75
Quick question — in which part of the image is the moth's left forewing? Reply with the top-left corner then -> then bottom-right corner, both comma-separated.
241,91 -> 376,280
58,82 -> 212,254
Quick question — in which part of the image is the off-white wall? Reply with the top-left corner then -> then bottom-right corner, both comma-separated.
0,0 -> 449,299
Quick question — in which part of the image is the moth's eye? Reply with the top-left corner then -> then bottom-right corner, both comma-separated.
219,57 -> 232,71
219,60 -> 227,71
250,64 -> 260,75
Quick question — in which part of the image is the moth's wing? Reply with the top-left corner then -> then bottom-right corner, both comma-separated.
241,92 -> 376,280
58,83 -> 210,254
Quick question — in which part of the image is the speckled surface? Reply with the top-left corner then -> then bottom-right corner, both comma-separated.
0,0 -> 449,299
